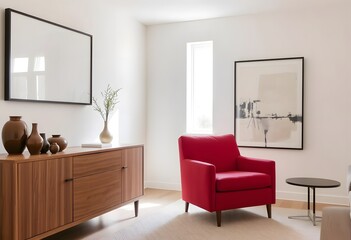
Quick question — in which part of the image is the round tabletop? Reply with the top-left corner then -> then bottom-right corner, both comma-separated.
286,177 -> 341,188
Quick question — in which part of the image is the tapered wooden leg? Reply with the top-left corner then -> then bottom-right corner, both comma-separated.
266,204 -> 272,218
216,211 -> 222,227
185,202 -> 189,212
134,200 -> 139,217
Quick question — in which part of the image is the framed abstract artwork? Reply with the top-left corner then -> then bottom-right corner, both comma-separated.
234,57 -> 304,149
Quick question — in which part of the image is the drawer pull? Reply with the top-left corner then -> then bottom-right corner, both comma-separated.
122,166 -> 128,169
65,178 -> 73,182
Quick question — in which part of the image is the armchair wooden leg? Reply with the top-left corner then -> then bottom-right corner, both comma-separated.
266,204 -> 272,218
185,202 -> 189,212
216,211 -> 222,227
134,200 -> 139,217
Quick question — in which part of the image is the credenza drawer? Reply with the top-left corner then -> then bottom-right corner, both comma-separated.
73,169 -> 122,220
73,151 -> 122,178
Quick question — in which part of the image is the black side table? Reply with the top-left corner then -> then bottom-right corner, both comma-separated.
286,177 -> 340,226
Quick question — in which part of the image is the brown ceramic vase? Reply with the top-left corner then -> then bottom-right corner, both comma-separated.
49,142 -> 60,154
48,135 -> 68,152
26,123 -> 43,155
1,116 -> 28,154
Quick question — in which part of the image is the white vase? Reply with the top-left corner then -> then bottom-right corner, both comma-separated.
99,120 -> 113,143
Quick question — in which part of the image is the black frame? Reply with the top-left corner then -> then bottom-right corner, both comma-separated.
234,57 -> 304,149
4,8 -> 93,105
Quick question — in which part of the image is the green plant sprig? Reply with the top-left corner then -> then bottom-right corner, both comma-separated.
92,85 -> 121,122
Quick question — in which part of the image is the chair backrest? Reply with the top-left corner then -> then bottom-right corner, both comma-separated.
178,134 -> 240,172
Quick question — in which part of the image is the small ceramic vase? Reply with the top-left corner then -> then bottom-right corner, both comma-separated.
1,116 -> 28,154
49,142 -> 60,154
26,123 -> 43,155
48,135 -> 68,152
40,133 -> 50,154
99,120 -> 113,143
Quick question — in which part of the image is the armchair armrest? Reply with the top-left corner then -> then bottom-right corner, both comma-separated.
180,159 -> 216,211
237,155 -> 276,202
237,155 -> 275,176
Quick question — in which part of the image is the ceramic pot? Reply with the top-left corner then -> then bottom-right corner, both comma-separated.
26,123 -> 43,155
40,133 -> 50,154
48,135 -> 68,152
99,121 -> 113,143
49,142 -> 60,154
1,116 -> 28,154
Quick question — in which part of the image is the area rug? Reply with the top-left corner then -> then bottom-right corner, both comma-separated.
107,200 -> 320,240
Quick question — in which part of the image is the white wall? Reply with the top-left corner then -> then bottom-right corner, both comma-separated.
0,0 -> 146,151
146,3 -> 351,204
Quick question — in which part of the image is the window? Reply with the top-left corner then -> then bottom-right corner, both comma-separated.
186,41 -> 213,134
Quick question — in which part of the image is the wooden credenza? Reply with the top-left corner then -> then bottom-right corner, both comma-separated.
0,145 -> 144,240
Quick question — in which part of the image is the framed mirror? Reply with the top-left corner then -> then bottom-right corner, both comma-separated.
5,8 -> 92,105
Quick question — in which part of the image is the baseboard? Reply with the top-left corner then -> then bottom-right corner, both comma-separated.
277,191 -> 349,206
145,181 -> 181,191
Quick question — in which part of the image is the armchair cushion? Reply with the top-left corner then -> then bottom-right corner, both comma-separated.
216,171 -> 272,192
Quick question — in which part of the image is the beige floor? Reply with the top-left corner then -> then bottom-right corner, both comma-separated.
45,188 -> 338,239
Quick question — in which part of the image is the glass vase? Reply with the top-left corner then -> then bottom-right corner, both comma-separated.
99,120 -> 113,143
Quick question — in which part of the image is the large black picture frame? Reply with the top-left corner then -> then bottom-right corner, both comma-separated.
234,57 -> 304,149
5,8 -> 93,105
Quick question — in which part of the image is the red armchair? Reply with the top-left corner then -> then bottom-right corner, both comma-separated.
178,134 -> 275,226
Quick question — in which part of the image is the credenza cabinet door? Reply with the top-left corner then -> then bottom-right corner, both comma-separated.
122,147 -> 144,202
18,157 -> 73,240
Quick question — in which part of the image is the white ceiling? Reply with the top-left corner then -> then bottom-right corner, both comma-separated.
118,0 -> 347,25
